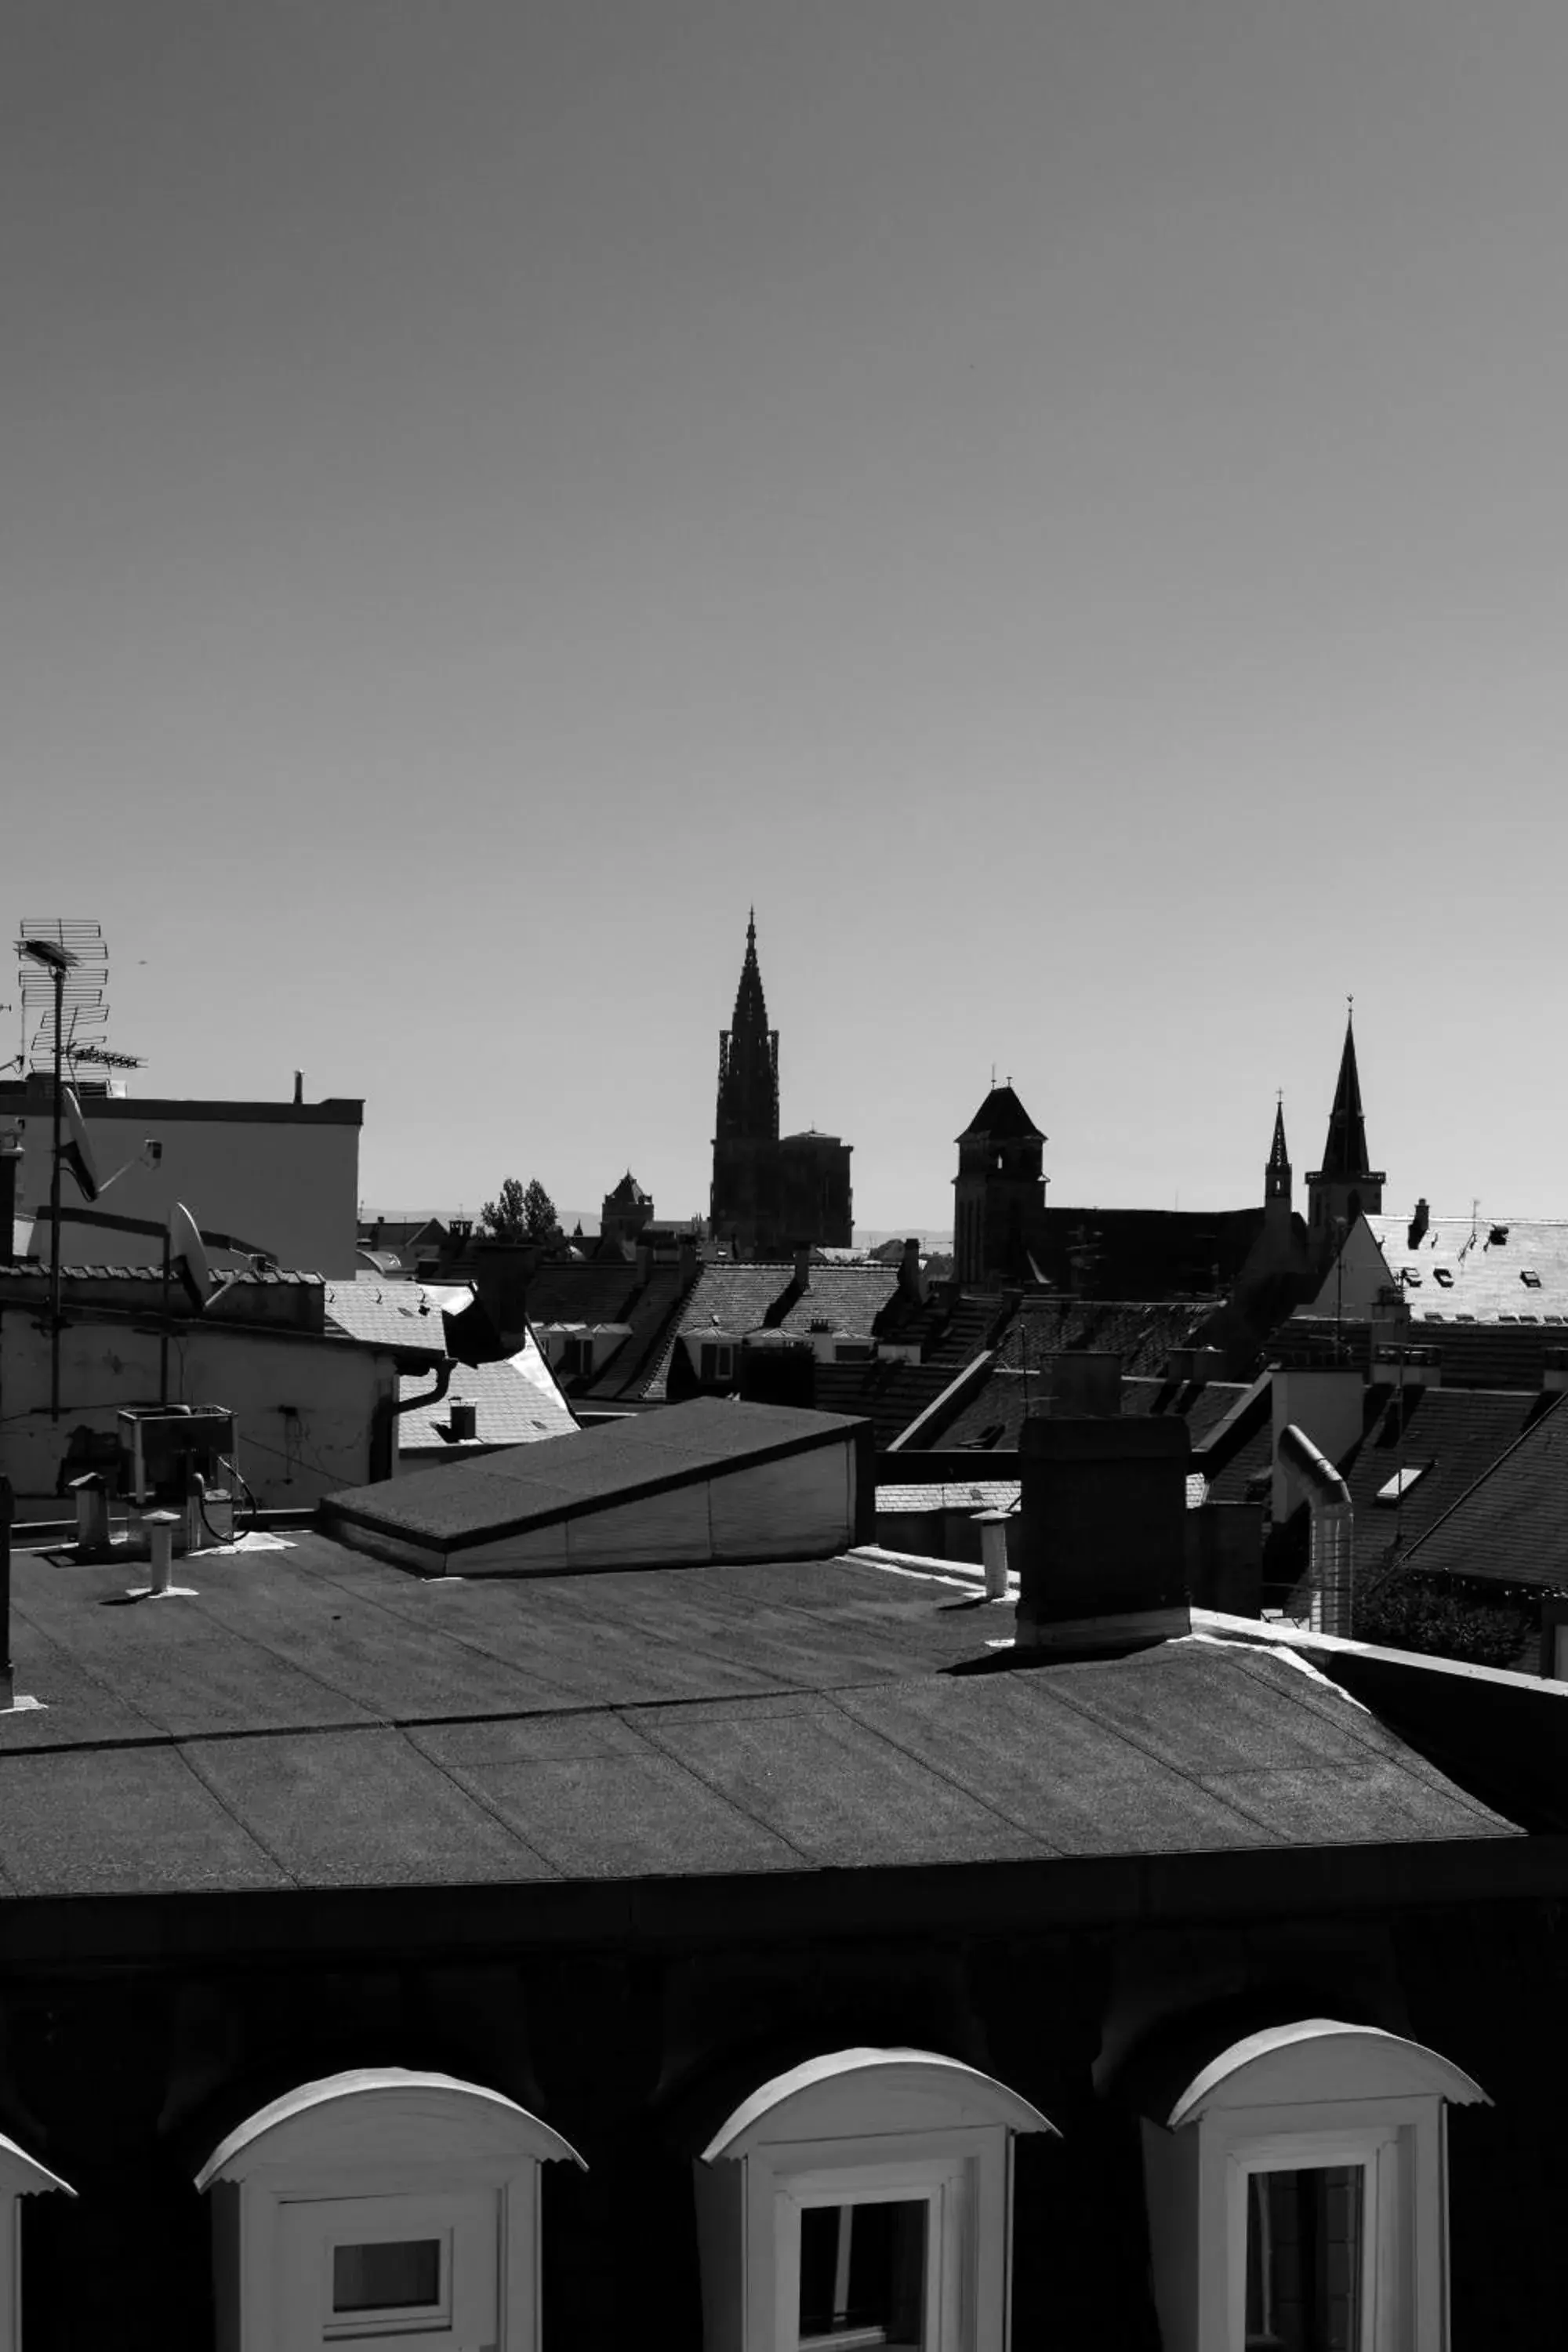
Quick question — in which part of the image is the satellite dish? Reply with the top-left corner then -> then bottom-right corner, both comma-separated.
169,1200 -> 213,1312
60,1085 -> 103,1202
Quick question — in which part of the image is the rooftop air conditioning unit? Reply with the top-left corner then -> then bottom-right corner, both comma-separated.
117,1405 -> 236,1505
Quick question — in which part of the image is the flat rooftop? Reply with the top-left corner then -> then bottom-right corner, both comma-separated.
0,1530 -> 1514,1906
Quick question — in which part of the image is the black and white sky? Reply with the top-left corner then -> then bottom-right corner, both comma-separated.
6,2 -> 1568,1227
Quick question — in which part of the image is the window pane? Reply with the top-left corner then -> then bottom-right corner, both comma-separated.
332,2238 -> 442,2313
799,2200 -> 926,2350
1246,2167 -> 1363,2351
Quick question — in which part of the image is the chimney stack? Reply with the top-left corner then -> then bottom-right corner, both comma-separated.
1407,1197 -> 1430,1250
292,1071 -> 303,1105
1014,1416 -> 1192,1653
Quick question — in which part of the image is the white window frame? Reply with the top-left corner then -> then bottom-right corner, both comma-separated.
0,2132 -> 74,2352
1141,2020 -> 1486,2352
196,2067 -> 584,2352
694,2046 -> 1055,2352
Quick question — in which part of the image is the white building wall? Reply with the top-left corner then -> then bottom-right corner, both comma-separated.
0,1312 -> 394,1512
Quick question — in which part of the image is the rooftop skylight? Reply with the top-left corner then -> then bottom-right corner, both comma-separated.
1375,1464 -> 1432,1504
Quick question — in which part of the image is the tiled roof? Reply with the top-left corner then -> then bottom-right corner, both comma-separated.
325,1279 -> 449,1352
638,1264 -> 899,1399
1341,1386 -> 1551,1559
1370,1214 -> 1568,1320
582,1264 -> 699,1399
877,1479 -> 1020,1514
1032,1207 -> 1267,1299
1,1262 -> 324,1291
397,1345 -> 579,1451
814,1359 -> 969,1447
524,1262 -> 643,1327
930,1307 -> 1222,1450
0,1546 -> 1512,1898
1122,1376 -> 1251,1444
1400,1392 -> 1568,1590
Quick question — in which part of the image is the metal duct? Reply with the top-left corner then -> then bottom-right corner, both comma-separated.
1279,1421 -> 1354,1635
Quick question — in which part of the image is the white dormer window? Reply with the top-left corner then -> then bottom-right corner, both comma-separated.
1141,2018 -> 1486,2351
196,2067 -> 583,2352
0,2130 -> 73,2351
694,2046 -> 1054,2352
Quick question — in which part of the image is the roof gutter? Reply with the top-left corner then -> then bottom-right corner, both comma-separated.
393,1360 -> 454,1419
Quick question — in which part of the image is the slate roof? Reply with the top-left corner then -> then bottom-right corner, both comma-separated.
1399,1391 -> 1568,1590
397,1348 -> 579,1452
0,1539 -> 1512,1900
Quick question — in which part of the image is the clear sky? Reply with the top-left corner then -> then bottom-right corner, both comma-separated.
6,2 -> 1568,1232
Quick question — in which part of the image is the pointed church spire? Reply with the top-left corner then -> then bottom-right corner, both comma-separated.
1306,1003 -> 1385,1244
716,910 -> 779,1145
1266,1094 -> 1291,1204
1318,1005 -> 1370,1181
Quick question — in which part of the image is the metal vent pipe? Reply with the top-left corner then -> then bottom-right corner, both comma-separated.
1279,1421 -> 1354,1636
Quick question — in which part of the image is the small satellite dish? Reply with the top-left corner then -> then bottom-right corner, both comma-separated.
169,1201 -> 213,1312
60,1085 -> 103,1203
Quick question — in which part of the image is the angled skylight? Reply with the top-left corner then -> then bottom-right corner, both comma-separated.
1375,1464 -> 1432,1504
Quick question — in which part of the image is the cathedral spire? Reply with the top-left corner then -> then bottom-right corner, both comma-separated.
715,910 -> 779,1145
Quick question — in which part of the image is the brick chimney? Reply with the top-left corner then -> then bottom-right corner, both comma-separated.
1407,1197 -> 1430,1250
1014,1416 -> 1192,1654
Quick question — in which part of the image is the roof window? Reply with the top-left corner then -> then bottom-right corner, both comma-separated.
1400,1268 -> 1422,1287
1521,1269 -> 1542,1288
1375,1463 -> 1432,1504
1457,1313 -> 1477,1323
1432,1268 -> 1454,1287
1421,1312 -> 1445,1323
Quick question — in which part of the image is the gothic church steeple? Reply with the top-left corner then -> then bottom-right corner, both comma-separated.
1265,1097 -> 1291,1207
715,908 -> 779,1144
1306,1007 -> 1385,1243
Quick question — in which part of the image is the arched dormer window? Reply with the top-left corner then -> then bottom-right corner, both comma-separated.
1139,2019 -> 1486,2352
0,2130 -> 73,2351
694,2046 -> 1055,2352
195,2067 -> 583,2352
